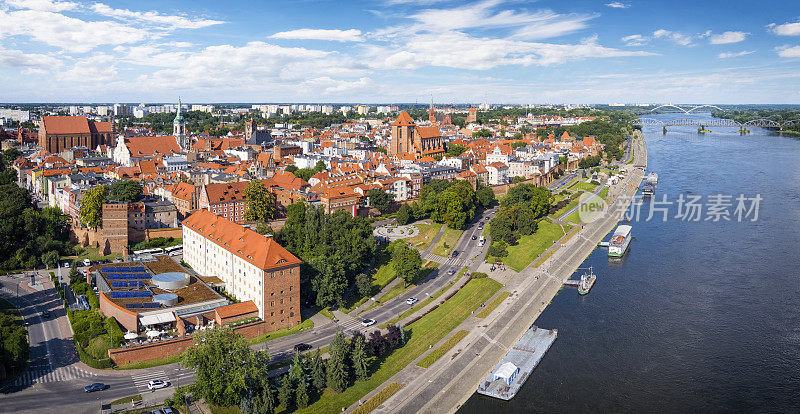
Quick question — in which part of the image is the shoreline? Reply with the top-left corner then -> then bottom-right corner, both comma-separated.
375,134 -> 648,414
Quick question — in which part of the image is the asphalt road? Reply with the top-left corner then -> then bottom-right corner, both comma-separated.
0,207 -> 497,413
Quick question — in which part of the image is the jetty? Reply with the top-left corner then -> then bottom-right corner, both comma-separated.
476,325 -> 557,400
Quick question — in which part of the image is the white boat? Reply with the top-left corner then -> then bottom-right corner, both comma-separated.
608,225 -> 632,257
646,172 -> 658,186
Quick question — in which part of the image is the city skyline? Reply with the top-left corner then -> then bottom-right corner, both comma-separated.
1,0 -> 799,103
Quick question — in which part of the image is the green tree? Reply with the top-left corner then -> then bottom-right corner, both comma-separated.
41,250 -> 59,269
446,143 -> 467,157
475,185 -> 495,208
296,374 -> 310,408
326,331 -> 350,392
351,334 -> 369,381
487,241 -> 509,258
277,376 -> 293,409
107,180 -> 142,202
356,272 -> 372,297
182,327 -> 269,407
310,349 -> 326,391
79,185 -> 108,229
368,188 -> 393,214
396,203 -> 412,225
243,180 -> 276,222
392,243 -> 423,286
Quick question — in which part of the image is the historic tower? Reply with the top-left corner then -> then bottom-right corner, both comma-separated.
173,99 -> 188,150
390,111 -> 416,155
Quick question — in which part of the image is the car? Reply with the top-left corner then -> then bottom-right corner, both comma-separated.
82,259 -> 91,266
83,383 -> 107,392
361,319 -> 376,327
147,379 -> 169,390
471,235 -> 477,240
161,407 -> 176,414
293,343 -> 312,352
478,225 -> 484,230
41,310 -> 50,318
447,269 -> 456,275
406,297 -> 418,305
149,410 -> 163,414
113,258 -> 123,263
451,250 -> 459,257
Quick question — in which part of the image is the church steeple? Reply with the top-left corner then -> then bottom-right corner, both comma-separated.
173,98 -> 187,150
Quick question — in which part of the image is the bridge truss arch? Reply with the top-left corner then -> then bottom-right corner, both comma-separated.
633,118 -> 664,126
743,119 -> 781,128
685,104 -> 724,113
781,119 -> 800,129
649,104 -> 690,114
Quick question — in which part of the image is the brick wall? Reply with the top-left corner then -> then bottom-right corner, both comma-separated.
146,227 -> 183,241
102,203 -> 129,256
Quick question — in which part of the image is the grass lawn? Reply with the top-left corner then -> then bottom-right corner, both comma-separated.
598,187 -> 609,199
551,191 -> 584,219
353,383 -> 403,414
0,297 -> 22,322
502,220 -> 567,271
431,227 -> 464,257
65,245 -> 123,263
364,263 -> 439,313
564,193 -> 605,224
110,394 -> 142,405
531,224 -> 577,268
249,319 -> 314,345
404,223 -> 442,250
378,266 -> 466,329
475,291 -> 511,318
295,277 -> 502,414
116,353 -> 183,370
568,180 -> 596,192
417,330 -> 469,368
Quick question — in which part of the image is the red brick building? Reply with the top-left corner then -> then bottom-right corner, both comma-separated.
38,116 -> 114,154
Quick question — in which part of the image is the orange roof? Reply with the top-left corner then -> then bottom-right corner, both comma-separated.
125,136 -> 181,157
416,126 -> 441,139
392,111 -> 416,127
203,181 -> 249,204
183,209 -> 302,271
171,182 -> 195,202
42,116 -> 90,134
214,301 -> 259,319
264,170 -> 309,191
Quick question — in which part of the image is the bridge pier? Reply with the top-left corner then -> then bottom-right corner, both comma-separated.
662,126 -> 667,134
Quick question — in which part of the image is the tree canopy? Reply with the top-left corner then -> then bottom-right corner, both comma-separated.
79,185 -> 108,229
392,243 -> 423,286
490,184 -> 553,245
243,180 -> 277,222
107,180 -> 142,202
418,179 -> 488,229
368,188 -> 393,214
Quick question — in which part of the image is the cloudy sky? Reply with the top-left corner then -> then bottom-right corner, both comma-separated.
1,0 -> 799,103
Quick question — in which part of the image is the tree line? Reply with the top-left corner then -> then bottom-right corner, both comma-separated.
395,180 -> 495,229
184,324 -> 407,413
487,183 -> 553,257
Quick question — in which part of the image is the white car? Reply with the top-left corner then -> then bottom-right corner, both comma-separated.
147,380 -> 169,390
361,319 -> 376,327
406,297 -> 418,305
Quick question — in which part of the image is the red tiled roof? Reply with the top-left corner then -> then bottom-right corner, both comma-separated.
182,209 -> 301,271
125,136 -> 180,157
215,301 -> 259,319
392,111 -> 416,127
42,116 -> 90,134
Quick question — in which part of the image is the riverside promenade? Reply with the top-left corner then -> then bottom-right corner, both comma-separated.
371,135 -> 648,414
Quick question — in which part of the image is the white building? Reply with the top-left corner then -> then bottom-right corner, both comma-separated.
486,162 -> 510,185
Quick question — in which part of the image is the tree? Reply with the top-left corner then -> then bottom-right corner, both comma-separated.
314,160 -> 327,172
243,180 -> 276,222
351,334 -> 369,381
446,143 -> 467,157
386,325 -> 403,348
487,241 -> 509,258
68,264 -> 82,285
476,185 -> 495,208
79,185 -> 107,229
472,129 -> 492,138
107,180 -> 143,202
326,331 -> 349,392
368,330 -> 387,356
41,250 -> 59,269
310,350 -> 326,391
296,375 -> 309,408
396,203 -> 412,225
182,327 -> 269,407
368,188 -> 393,214
356,272 -> 372,297
392,243 -> 423,286
277,376 -> 293,409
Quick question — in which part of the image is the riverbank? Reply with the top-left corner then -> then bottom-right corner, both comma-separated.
375,135 -> 648,413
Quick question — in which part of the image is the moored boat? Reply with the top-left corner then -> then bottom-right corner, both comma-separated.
608,225 -> 632,257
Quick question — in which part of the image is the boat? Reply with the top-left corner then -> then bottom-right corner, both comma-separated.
476,325 -> 558,400
597,241 -> 609,247
608,225 -> 632,257
646,172 -> 658,186
577,267 -> 596,295
641,183 -> 655,196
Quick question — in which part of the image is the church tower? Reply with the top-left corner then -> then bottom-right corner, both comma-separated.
390,111 -> 416,155
173,99 -> 188,150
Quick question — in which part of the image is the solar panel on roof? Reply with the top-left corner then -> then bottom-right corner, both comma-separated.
140,302 -> 160,309
125,303 -> 142,309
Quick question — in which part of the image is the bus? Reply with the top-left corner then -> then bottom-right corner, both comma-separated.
164,245 -> 183,255
133,248 -> 165,256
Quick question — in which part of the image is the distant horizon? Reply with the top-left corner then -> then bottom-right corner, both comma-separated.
2,102 -> 800,108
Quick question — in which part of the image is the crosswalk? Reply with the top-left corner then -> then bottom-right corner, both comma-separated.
10,365 -> 97,386
131,370 -> 170,392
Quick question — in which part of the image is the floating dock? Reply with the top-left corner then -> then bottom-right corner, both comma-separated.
476,325 -> 557,400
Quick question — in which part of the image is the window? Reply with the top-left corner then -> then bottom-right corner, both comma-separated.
290,312 -> 294,317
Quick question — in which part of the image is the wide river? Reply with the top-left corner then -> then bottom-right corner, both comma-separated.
459,112 -> 800,413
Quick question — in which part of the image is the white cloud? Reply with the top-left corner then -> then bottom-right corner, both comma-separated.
0,9 -> 151,53
58,54 -> 117,82
621,34 -> 648,46
652,29 -> 709,46
776,45 -> 800,58
90,3 -> 225,30
769,20 -> 800,36
710,31 -> 748,44
3,0 -> 78,12
717,50 -> 754,59
606,2 -> 629,8
270,29 -> 364,42
0,46 -> 61,67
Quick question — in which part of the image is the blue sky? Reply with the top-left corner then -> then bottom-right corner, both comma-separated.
0,0 -> 799,103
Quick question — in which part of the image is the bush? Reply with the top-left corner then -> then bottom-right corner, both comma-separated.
470,272 -> 488,279
487,241 -> 508,258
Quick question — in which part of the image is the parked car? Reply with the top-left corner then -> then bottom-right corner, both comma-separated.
83,383 -> 107,392
161,407 -> 176,414
114,258 -> 123,263
149,410 -> 163,414
293,343 -> 312,352
451,250 -> 459,257
406,297 -> 418,305
361,319 -> 376,327
82,259 -> 91,266
147,379 -> 169,390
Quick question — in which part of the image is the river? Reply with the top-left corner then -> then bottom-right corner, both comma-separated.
458,112 -> 800,413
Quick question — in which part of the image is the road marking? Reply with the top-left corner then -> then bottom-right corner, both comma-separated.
131,370 -> 170,392
10,365 -> 96,386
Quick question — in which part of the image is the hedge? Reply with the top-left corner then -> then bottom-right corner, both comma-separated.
352,382 -> 403,414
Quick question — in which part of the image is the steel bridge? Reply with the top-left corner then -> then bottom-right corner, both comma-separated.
634,117 -> 800,128
649,104 -> 725,114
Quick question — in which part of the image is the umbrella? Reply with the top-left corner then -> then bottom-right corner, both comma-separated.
146,330 -> 161,338
124,332 -> 138,340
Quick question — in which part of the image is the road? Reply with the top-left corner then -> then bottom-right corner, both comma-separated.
0,206 -> 498,413
375,135 -> 648,413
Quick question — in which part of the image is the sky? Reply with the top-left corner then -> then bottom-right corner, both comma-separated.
0,0 -> 799,104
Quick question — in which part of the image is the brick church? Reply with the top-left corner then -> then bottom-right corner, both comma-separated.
38,116 -> 114,154
388,111 -> 445,156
